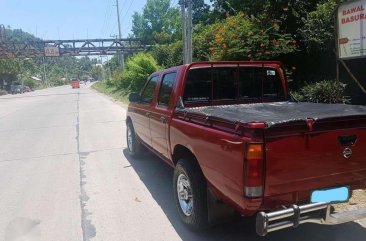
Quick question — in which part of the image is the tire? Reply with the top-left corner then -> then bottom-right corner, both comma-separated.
173,158 -> 209,230
126,121 -> 143,158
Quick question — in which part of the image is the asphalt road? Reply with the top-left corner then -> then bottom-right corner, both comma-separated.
0,84 -> 365,241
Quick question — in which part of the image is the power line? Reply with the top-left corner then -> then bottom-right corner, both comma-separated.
100,0 -> 110,35
109,1 -> 133,38
120,0 -> 127,11
121,1 -> 134,22
100,0 -> 114,37
171,0 -> 178,7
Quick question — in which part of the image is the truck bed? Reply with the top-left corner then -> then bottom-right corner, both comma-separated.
179,102 -> 366,128
179,101 -> 366,204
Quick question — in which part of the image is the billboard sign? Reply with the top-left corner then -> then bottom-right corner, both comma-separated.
337,0 -> 366,59
44,46 -> 60,57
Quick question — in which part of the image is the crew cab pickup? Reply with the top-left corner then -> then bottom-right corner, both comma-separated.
126,61 -> 366,235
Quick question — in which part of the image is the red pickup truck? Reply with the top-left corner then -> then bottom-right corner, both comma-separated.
126,61 -> 366,236
71,79 -> 80,89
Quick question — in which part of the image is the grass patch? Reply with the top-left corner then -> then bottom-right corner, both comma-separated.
92,81 -> 129,104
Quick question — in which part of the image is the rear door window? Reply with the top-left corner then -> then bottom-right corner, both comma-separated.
158,72 -> 177,106
141,76 -> 158,104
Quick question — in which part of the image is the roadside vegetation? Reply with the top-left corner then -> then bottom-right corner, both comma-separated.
91,81 -> 129,104
98,0 -> 352,104
292,80 -> 349,104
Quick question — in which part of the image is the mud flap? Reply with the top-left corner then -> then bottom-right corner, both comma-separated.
207,188 -> 238,225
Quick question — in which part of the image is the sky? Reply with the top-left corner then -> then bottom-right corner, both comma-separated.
0,0 -> 210,40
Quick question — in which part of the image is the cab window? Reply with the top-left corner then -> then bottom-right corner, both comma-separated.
141,76 -> 158,104
158,72 -> 177,106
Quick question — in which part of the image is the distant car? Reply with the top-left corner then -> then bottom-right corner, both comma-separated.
80,81 -> 85,85
23,86 -> 32,92
70,79 -> 80,89
10,85 -> 23,94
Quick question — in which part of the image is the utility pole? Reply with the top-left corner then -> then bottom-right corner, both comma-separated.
42,57 -> 47,87
187,0 -> 193,64
179,0 -> 193,64
0,24 -> 5,42
180,1 -> 187,64
115,0 -> 125,70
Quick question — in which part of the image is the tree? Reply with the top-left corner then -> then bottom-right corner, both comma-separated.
92,65 -> 103,81
192,0 -> 211,24
131,0 -> 181,44
195,13 -> 297,61
113,53 -> 161,92
301,0 -> 341,52
152,41 -> 183,67
210,0 -> 322,36
104,56 -> 119,73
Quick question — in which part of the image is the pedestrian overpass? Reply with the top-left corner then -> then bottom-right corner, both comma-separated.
0,38 -> 150,58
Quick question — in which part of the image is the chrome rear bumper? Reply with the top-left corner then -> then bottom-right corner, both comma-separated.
256,202 -> 366,236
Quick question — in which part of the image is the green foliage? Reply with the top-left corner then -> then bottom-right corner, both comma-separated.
92,81 -> 129,104
192,0 -> 211,24
291,80 -> 349,103
131,0 -> 181,44
23,78 -> 38,89
112,53 -> 161,92
104,56 -> 119,73
301,0 -> 341,52
152,41 -> 183,67
0,59 -> 22,74
4,28 -> 39,41
193,24 -> 216,61
211,0 -> 321,27
92,65 -> 103,81
206,13 -> 297,60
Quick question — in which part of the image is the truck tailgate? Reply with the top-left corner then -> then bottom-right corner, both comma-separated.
264,125 -> 366,197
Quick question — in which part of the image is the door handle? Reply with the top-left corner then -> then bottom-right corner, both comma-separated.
160,116 -> 166,123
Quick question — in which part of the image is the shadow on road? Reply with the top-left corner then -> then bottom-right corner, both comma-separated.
122,149 -> 366,241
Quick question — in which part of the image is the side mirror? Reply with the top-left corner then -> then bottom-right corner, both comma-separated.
129,93 -> 141,102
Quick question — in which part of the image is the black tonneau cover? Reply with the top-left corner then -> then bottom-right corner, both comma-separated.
179,102 -> 366,128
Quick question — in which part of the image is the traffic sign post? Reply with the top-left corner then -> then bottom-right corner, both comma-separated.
335,0 -> 366,95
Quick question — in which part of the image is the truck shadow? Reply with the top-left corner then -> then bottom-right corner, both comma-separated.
122,149 -> 366,241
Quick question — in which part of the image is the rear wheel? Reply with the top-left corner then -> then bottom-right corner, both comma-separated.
173,158 -> 208,230
126,122 -> 143,157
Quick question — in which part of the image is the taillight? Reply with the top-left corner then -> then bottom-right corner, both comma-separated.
244,143 -> 264,198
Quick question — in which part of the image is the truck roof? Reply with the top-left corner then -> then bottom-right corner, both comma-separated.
151,61 -> 284,77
